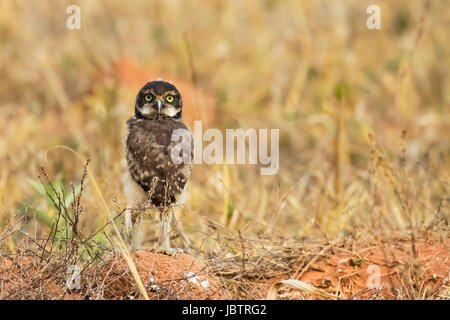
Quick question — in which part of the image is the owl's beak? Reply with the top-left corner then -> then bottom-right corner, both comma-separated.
155,99 -> 163,113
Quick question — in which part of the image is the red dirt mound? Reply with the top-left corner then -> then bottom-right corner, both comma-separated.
244,239 -> 449,300
0,256 -> 81,300
1,240 -> 448,300
101,251 -> 226,300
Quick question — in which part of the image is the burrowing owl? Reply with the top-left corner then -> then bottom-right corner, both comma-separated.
123,80 -> 193,255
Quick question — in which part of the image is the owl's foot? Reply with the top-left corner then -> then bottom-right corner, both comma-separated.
154,245 -> 184,256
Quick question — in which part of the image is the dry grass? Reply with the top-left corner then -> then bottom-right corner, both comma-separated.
0,0 -> 449,299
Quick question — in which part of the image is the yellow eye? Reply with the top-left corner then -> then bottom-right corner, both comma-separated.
166,95 -> 174,103
145,95 -> 152,102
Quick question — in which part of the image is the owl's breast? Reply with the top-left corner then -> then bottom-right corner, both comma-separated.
125,117 -> 193,206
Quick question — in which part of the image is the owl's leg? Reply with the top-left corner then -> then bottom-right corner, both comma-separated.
172,206 -> 191,249
122,171 -> 147,248
130,214 -> 144,251
154,208 -> 183,256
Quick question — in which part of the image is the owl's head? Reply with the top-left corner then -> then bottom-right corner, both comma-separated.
135,80 -> 183,120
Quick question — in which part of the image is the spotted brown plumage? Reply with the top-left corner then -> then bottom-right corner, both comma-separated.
123,80 -> 193,255
126,117 -> 193,207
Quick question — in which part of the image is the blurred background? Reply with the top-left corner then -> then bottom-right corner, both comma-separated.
0,0 -> 448,253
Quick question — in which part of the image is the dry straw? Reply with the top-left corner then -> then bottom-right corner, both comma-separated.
46,145 -> 150,300
267,279 -> 339,300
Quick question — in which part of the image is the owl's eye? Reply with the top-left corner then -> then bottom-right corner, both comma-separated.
144,95 -> 152,102
166,95 -> 174,103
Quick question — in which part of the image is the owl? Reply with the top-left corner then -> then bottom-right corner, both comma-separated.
123,80 -> 193,255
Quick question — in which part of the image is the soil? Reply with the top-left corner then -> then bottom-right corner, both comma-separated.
100,251 -> 226,300
241,239 -> 450,300
0,239 -> 448,300
0,256 -> 82,300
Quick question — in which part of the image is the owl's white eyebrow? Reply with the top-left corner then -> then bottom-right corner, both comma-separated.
142,90 -> 177,98
142,89 -> 154,95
